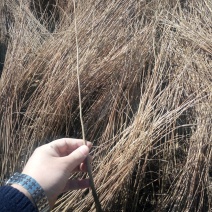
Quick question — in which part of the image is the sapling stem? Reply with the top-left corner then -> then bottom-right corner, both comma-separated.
73,1 -> 103,211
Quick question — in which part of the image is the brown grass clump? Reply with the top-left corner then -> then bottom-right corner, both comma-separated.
0,0 -> 212,211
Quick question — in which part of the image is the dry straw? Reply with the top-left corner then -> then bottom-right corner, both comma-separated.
0,0 -> 212,211
73,0 -> 102,211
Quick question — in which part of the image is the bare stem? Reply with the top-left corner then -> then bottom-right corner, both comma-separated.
73,1 -> 103,211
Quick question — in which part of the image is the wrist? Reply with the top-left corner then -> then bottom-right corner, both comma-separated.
22,171 -> 55,208
11,184 -> 35,206
6,172 -> 50,212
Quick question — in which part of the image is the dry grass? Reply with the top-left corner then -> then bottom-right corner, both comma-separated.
0,0 -> 212,211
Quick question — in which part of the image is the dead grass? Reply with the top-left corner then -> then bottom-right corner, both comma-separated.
0,0 -> 212,211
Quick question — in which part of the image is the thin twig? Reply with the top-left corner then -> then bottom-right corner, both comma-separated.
73,1 -> 103,211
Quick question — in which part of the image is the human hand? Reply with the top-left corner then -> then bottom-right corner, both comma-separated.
20,138 -> 92,209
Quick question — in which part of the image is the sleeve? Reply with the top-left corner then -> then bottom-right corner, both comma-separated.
0,185 -> 38,212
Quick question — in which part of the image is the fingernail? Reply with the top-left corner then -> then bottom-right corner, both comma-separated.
79,145 -> 89,156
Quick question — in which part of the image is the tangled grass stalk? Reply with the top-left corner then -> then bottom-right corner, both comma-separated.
0,0 -> 212,211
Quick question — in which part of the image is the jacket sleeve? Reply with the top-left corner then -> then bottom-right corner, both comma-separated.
0,185 -> 37,212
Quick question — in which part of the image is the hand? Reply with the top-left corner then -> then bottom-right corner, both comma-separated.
20,138 -> 92,209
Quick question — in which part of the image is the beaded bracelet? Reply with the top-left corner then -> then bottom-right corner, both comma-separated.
6,172 -> 49,212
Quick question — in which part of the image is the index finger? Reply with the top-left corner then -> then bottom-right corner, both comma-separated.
49,138 -> 92,157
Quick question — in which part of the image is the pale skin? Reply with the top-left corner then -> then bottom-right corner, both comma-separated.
11,138 -> 92,209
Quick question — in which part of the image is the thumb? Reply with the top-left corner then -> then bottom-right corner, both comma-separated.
63,145 -> 89,172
